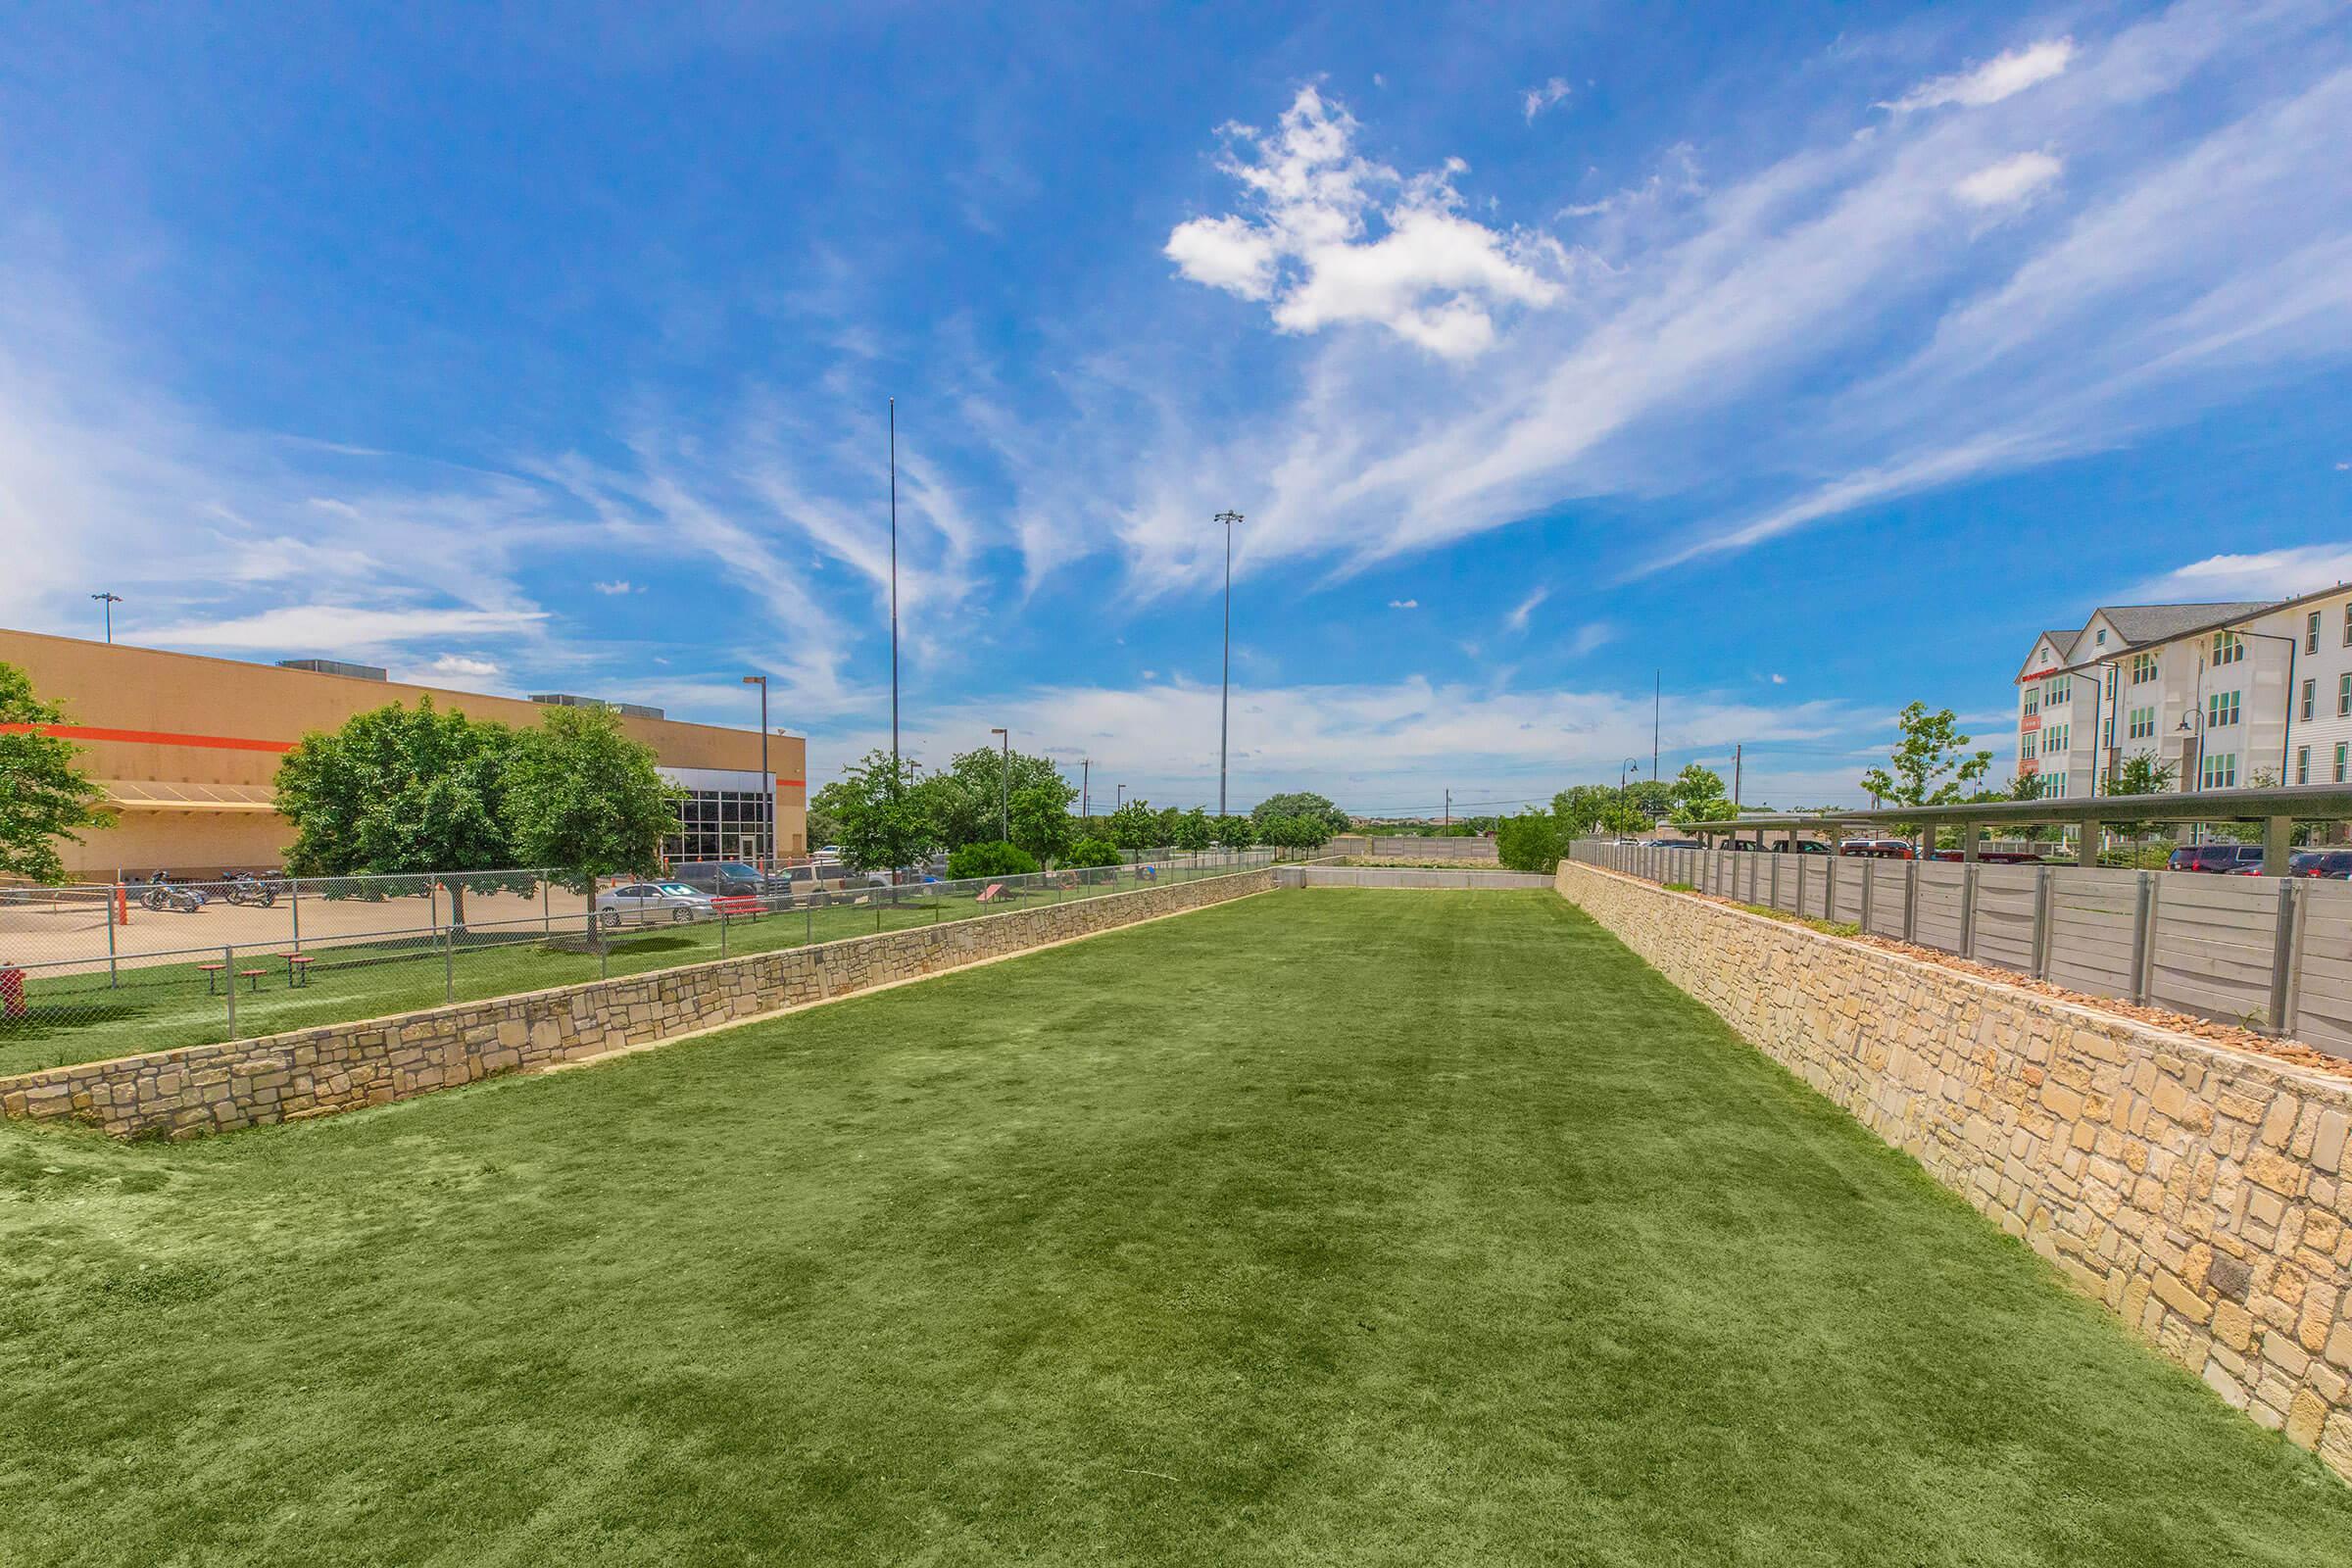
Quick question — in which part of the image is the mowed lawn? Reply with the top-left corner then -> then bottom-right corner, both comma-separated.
6,891 -> 2350,1565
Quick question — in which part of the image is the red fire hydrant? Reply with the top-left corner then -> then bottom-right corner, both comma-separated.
0,961 -> 24,1020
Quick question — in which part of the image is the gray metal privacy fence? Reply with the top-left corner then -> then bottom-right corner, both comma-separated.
1570,839 -> 2352,1058
0,850 -> 1280,1066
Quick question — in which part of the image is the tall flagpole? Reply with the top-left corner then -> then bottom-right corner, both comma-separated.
890,399 -> 900,776
1214,511 -> 1243,816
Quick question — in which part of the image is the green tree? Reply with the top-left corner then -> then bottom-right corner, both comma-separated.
1062,836 -> 1122,868
811,752 -> 939,874
1256,813 -> 1335,854
2103,752 -> 2180,842
274,699 -> 520,923
1494,809 -> 1566,873
1006,783 -> 1075,865
1249,791 -> 1350,835
1859,703 -> 1993,832
502,705 -> 680,893
1551,785 -> 1615,836
1212,813 -> 1255,849
1173,806 -> 1215,852
927,745 -> 1076,851
946,840 -> 1039,880
0,660 -> 114,884
1104,799 -> 1157,854
1154,806 -> 1184,846
1666,763 -> 1734,827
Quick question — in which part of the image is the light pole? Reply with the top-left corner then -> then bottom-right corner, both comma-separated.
91,592 -> 122,644
1080,758 -> 1091,821
1620,757 -> 1642,815
991,727 -> 1009,843
741,675 -> 769,867
889,399 -> 900,777
1116,784 -> 1125,811
1214,511 -> 1242,816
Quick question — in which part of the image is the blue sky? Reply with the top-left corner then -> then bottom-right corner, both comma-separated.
2,1 -> 2347,814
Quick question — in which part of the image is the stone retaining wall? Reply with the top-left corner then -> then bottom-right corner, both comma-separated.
2,868 -> 1275,1141
1557,858 -> 2352,1479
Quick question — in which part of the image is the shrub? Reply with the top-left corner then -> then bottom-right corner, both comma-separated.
946,840 -> 1040,880
1061,836 -> 1122,869
1494,809 -> 1567,874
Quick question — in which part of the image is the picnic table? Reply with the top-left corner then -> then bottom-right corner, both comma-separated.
273,951 -> 315,988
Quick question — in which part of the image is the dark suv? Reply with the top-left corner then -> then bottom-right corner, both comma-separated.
2168,844 -> 2265,874
668,860 -> 788,897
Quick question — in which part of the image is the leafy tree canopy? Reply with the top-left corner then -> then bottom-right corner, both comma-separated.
1495,809 -> 1567,873
1104,799 -> 1158,852
811,752 -> 939,874
1212,814 -> 1255,849
1859,702 -> 1993,829
1173,806 -> 1215,852
503,705 -> 680,893
925,746 -> 1076,852
0,660 -> 114,884
1063,836 -> 1122,868
1249,791 -> 1350,834
946,840 -> 1040,880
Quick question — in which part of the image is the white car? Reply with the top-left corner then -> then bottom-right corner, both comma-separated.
594,881 -> 717,927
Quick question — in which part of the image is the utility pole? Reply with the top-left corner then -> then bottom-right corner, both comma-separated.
990,728 -> 1010,842
1081,759 -> 1091,820
91,591 -> 122,644
742,675 -> 769,867
1733,744 -> 1742,811
1652,669 -> 1660,784
889,399 -> 900,776
1116,784 -> 1125,811
1444,788 -> 1450,827
1214,511 -> 1242,816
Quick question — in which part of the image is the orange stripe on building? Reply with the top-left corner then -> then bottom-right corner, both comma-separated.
0,722 -> 300,755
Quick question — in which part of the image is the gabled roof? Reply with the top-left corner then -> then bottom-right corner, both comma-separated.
2093,602 -> 2271,646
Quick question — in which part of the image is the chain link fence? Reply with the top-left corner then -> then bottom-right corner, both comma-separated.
0,849 -> 1281,1074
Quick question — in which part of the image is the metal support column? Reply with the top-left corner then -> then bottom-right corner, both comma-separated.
2264,813 -> 2294,876
2268,879 -> 2300,1034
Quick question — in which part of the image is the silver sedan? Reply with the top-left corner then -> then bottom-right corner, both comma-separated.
594,881 -> 718,928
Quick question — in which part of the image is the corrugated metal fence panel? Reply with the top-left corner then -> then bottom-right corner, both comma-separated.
2044,868 -> 2142,1001
1914,861 -> 1967,952
2146,874 -> 2282,1028
2288,882 -> 2352,1054
1830,859 -> 1867,926
1972,864 -> 2040,974
1865,860 -> 1907,940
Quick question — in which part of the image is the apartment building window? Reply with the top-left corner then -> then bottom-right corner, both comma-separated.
2337,743 -> 2348,785
2208,690 -> 2240,727
2340,672 -> 2350,716
2048,675 -> 2071,705
2213,631 -> 2244,666
2022,687 -> 2039,717
2201,753 -> 2237,790
2045,770 -> 2070,799
2343,603 -> 2351,646
2304,678 -> 2317,721
2042,723 -> 2069,753
2131,652 -> 2158,684
2299,746 -> 2312,786
2311,611 -> 2323,654
2019,731 -> 2037,760
2095,629 -> 2107,647
2128,706 -> 2155,741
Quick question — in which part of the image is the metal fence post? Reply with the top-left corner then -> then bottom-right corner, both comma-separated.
106,893 -> 119,988
542,875 -> 552,936
720,907 -> 730,957
1824,852 -> 1837,922
1904,859 -> 1919,944
2268,879 -> 2300,1036
223,944 -> 236,1036
1794,854 -> 1805,918
428,881 -> 438,939
2131,871 -> 2157,1004
2031,865 -> 2052,980
1960,862 -> 1979,959
1860,859 -> 1876,935
443,925 -> 455,1004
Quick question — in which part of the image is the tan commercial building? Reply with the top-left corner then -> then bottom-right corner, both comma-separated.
0,627 -> 807,880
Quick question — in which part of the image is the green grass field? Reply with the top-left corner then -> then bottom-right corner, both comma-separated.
6,889 -> 2349,1565
0,864 -> 1200,1074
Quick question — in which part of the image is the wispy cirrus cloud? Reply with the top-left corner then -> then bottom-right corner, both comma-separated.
1879,38 -> 2075,114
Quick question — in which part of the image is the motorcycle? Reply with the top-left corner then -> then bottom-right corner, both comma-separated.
220,871 -> 283,908
139,875 -> 206,914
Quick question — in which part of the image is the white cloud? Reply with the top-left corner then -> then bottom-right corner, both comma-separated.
592,579 -> 636,595
1388,597 -> 1418,609
2126,544 -> 2352,604
1503,586 -> 1549,632
143,605 -> 546,653
1954,150 -> 2063,207
1770,672 -> 1787,684
1165,86 -> 1562,359
1522,77 -> 1573,122
1565,621 -> 1613,657
1883,38 -> 2075,114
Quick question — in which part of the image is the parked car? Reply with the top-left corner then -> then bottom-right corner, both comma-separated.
1838,839 -> 1914,858
594,881 -> 717,927
2295,850 -> 2352,879
2169,844 -> 2266,874
1768,840 -> 1831,855
668,860 -> 788,897
1641,838 -> 1703,850
1929,850 -> 2047,863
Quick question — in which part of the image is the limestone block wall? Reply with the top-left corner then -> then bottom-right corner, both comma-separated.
2,868 -> 1275,1142
1557,858 -> 2352,1479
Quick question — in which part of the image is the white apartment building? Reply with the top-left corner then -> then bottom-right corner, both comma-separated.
2017,585 -> 2352,802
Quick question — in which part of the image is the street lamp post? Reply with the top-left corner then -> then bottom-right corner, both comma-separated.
1080,759 -> 1091,821
742,676 -> 769,868
91,592 -> 122,644
991,727 -> 1009,843
1214,511 -> 1242,816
